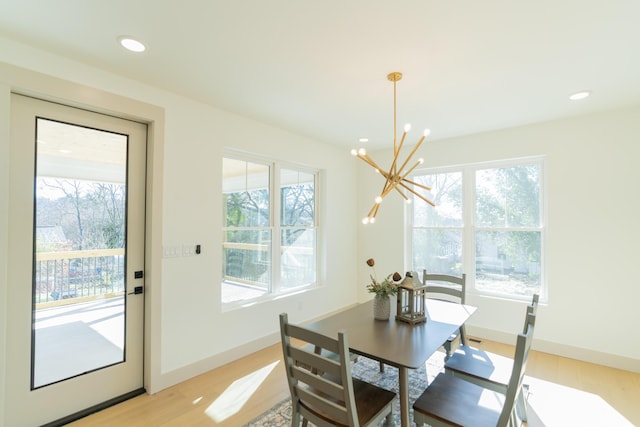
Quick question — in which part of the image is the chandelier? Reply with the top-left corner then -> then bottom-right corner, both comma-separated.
351,72 -> 435,224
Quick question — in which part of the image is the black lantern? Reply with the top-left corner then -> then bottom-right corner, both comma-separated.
395,271 -> 427,324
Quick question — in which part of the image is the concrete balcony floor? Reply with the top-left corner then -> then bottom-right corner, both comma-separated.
32,282 -> 261,387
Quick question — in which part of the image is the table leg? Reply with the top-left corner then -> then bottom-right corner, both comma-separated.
398,366 -> 410,427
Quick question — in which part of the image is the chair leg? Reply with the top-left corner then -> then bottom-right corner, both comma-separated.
301,419 -> 308,427
413,410 -> 425,426
383,411 -> 394,426
515,384 -> 529,423
459,325 -> 468,346
291,409 -> 301,427
424,363 -> 429,385
443,340 -> 453,361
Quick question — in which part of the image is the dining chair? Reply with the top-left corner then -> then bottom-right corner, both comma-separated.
413,314 -> 536,427
443,294 -> 539,423
423,269 -> 467,360
279,313 -> 396,427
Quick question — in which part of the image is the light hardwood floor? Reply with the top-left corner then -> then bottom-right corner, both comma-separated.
69,339 -> 640,426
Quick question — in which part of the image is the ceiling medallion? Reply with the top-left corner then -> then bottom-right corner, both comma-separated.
351,72 -> 435,224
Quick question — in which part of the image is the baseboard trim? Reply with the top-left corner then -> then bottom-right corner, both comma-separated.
468,326 -> 640,373
155,332 -> 280,392
155,309 -> 639,395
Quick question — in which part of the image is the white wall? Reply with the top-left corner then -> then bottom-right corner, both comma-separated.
0,36 -> 359,407
357,107 -> 640,372
157,94 -> 360,379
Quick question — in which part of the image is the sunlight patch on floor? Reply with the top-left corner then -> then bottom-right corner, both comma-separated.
525,376 -> 633,426
205,361 -> 280,422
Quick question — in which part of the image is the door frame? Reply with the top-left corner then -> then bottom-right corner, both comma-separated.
0,62 -> 166,426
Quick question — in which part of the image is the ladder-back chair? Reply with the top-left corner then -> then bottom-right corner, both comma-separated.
443,294 -> 539,423
413,314 -> 536,427
423,269 -> 468,360
279,313 -> 395,426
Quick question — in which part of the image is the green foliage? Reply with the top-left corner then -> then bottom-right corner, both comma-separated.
366,274 -> 398,298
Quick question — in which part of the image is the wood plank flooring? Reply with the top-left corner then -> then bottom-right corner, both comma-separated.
68,339 -> 640,426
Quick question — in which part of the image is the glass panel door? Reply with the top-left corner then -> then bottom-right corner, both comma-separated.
33,118 -> 128,388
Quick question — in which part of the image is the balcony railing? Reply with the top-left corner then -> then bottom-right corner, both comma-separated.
34,248 -> 125,305
222,242 -> 315,290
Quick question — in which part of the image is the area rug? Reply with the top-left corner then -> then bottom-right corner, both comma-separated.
244,352 -> 445,426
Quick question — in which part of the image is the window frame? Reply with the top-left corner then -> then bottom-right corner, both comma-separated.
222,150 -> 320,307
407,156 -> 546,302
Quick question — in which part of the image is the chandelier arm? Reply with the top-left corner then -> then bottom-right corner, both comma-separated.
402,177 -> 432,192
392,184 -> 409,200
379,183 -> 391,201
398,130 -> 408,153
379,179 -> 400,200
400,161 -> 426,181
367,208 -> 378,222
361,155 -> 392,178
413,192 -> 436,207
366,201 -> 382,220
391,130 -> 409,175
399,182 -> 436,207
371,174 -> 395,210
357,154 -> 383,171
379,166 -> 394,188
367,203 -> 378,217
395,136 -> 426,176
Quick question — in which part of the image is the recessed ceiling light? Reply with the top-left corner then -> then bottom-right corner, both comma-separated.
118,36 -> 146,53
359,137 -> 369,143
569,90 -> 591,101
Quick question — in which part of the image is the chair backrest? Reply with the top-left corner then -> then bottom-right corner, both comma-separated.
279,313 -> 359,426
422,269 -> 466,304
523,293 -> 539,333
497,313 -> 536,426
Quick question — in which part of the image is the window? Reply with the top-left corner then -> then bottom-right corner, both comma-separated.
409,158 -> 544,300
222,153 -> 318,304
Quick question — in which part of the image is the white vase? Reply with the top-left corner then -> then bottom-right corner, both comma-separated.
373,295 -> 391,320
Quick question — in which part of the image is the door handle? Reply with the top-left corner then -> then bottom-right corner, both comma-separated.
128,286 -> 144,295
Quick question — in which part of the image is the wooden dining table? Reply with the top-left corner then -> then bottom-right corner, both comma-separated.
306,298 -> 477,427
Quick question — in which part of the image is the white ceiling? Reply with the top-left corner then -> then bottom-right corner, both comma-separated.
1,1 -> 639,150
